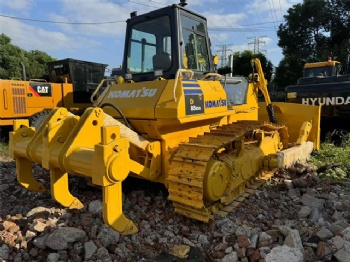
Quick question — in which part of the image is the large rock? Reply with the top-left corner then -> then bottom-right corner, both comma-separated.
265,245 -> 303,262
298,206 -> 311,218
216,218 -> 237,235
45,227 -> 86,250
259,232 -> 272,243
97,224 -> 120,247
96,247 -> 112,261
26,207 -> 50,217
301,194 -> 325,210
315,227 -> 333,241
197,234 -> 209,245
47,253 -> 60,262
0,244 -> 10,260
88,200 -> 102,215
84,241 -> 97,260
329,220 -> 350,234
317,241 -> 332,261
342,227 -> 350,241
31,220 -> 47,233
222,251 -> 238,262
33,234 -> 49,249
284,229 -> 303,251
330,236 -> 350,262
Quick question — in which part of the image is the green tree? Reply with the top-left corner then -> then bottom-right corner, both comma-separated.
26,50 -> 56,80
275,0 -> 350,88
229,50 -> 274,82
0,34 -> 28,79
274,55 -> 303,91
0,34 -> 56,80
326,0 -> 350,63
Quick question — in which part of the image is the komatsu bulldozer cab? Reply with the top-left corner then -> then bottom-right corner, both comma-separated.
122,3 -> 214,82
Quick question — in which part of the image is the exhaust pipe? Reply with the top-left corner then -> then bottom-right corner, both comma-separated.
20,63 -> 26,81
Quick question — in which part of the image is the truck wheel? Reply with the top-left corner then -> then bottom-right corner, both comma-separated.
0,126 -> 11,142
29,110 -> 50,131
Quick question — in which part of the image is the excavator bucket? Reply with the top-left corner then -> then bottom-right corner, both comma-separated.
258,102 -> 321,150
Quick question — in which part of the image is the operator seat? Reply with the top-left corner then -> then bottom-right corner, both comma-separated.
153,52 -> 172,70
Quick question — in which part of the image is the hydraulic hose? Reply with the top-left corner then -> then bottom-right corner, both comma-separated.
266,104 -> 278,124
99,103 -> 133,130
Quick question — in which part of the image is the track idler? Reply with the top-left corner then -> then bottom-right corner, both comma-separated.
9,107 -> 138,235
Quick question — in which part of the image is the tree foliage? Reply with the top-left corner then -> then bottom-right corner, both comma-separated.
0,34 -> 56,80
275,0 -> 350,88
224,50 -> 274,82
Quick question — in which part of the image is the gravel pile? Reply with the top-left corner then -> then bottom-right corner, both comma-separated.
1,157 -> 350,262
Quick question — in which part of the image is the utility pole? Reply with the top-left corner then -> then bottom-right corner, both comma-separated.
248,36 -> 267,55
216,44 -> 233,67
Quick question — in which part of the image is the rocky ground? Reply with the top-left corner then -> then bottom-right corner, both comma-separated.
1,154 -> 350,262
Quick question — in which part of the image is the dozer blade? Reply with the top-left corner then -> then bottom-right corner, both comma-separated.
258,102 -> 321,150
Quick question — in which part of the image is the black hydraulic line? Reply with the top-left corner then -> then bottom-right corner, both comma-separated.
266,104 -> 278,124
99,103 -> 134,130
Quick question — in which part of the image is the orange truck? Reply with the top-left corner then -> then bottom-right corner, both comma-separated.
0,58 -> 107,133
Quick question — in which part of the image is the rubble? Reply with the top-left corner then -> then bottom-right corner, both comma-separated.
1,159 -> 350,261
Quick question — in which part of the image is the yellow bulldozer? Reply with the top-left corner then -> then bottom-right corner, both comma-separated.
9,2 -> 321,235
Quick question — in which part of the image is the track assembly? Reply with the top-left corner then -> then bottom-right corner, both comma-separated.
167,120 -> 288,222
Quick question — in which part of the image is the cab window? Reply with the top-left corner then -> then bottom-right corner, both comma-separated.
180,14 -> 209,72
127,16 -> 172,74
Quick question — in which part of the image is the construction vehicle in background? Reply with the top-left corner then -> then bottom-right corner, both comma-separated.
9,1 -> 321,235
0,58 -> 107,133
285,56 -> 350,139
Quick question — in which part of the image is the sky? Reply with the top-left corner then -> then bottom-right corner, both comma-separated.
0,0 -> 303,75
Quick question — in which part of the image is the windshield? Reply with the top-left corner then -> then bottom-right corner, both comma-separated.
180,14 -> 210,72
303,66 -> 334,77
127,16 -> 172,74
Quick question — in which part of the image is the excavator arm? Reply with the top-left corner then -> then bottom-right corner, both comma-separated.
251,58 -> 277,124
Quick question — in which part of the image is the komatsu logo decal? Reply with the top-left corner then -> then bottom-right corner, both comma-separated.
302,97 -> 350,106
108,87 -> 157,98
205,98 -> 227,108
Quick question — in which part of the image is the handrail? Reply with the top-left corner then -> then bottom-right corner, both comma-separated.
29,79 -> 47,83
173,69 -> 194,102
90,78 -> 116,103
200,73 -> 221,81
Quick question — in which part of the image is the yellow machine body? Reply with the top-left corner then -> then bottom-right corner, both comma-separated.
0,80 -> 89,126
9,4 -> 321,235
0,58 -> 107,127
